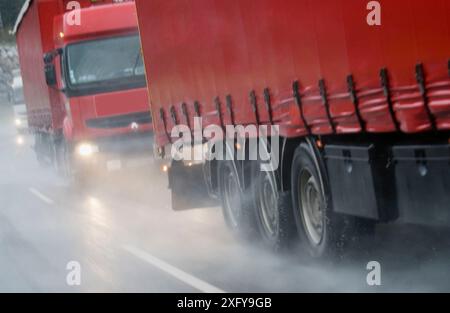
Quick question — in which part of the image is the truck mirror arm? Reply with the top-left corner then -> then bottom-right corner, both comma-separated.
43,48 -> 63,64
48,85 -> 66,94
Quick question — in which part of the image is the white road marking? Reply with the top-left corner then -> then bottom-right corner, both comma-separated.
122,245 -> 225,293
29,188 -> 54,205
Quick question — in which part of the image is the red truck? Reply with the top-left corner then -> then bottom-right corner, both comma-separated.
15,0 -> 153,180
135,0 -> 450,257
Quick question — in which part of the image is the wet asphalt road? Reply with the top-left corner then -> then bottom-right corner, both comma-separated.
0,103 -> 450,293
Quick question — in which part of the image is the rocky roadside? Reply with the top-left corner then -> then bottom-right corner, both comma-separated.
0,44 -> 19,103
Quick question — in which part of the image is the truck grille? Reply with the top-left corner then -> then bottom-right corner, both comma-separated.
86,111 -> 152,129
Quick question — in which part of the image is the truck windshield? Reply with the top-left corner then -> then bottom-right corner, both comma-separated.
66,35 -> 145,94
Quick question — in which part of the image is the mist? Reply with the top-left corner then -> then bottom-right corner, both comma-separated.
1,99 -> 450,292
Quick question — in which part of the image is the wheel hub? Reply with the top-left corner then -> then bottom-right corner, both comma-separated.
258,172 -> 279,237
223,169 -> 241,228
299,170 -> 324,246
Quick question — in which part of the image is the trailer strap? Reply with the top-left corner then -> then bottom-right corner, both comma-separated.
215,97 -> 224,129
170,105 -> 178,125
263,88 -> 273,124
415,63 -> 436,131
249,90 -> 260,125
448,60 -> 450,77
347,74 -> 366,132
319,79 -> 336,133
226,95 -> 235,126
292,80 -> 311,134
181,102 -> 191,129
194,101 -> 201,118
380,68 -> 401,132
193,101 -> 204,142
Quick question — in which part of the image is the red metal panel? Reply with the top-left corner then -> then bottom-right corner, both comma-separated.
38,0 -> 66,130
16,0 -> 74,132
136,0 -> 450,148
404,0 -> 450,132
56,2 -> 139,45
70,88 -> 152,141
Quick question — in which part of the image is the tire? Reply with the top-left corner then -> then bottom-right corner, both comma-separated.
61,140 -> 75,179
217,160 -> 258,239
52,137 -> 65,175
291,142 -> 374,259
253,166 -> 296,251
34,133 -> 51,168
60,140 -> 89,188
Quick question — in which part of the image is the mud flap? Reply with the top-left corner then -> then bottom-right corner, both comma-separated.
168,160 -> 218,211
393,144 -> 450,227
324,145 -> 397,221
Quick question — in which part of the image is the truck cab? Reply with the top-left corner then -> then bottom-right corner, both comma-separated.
16,0 -> 153,177
51,2 -> 152,173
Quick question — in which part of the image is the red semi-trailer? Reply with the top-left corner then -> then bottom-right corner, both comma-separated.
15,0 -> 153,180
136,0 -> 450,257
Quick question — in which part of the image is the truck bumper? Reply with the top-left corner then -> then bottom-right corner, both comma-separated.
74,131 -> 155,172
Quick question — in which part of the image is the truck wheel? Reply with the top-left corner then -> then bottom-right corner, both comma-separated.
254,168 -> 296,251
52,138 -> 65,176
60,141 -> 74,179
291,142 -> 361,258
218,161 -> 257,238
34,133 -> 51,168
60,141 -> 89,187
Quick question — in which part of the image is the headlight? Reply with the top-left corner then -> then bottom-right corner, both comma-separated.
16,136 -> 24,146
76,142 -> 99,157
15,119 -> 22,126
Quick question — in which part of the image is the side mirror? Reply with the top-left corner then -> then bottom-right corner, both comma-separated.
43,52 -> 54,64
44,64 -> 57,86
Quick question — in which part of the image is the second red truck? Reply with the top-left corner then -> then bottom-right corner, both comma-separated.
15,0 -> 153,180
